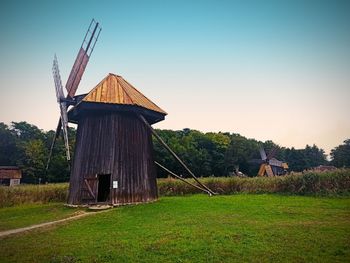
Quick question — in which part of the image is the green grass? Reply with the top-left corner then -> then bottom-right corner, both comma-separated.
0,194 -> 349,262
0,203 -> 85,231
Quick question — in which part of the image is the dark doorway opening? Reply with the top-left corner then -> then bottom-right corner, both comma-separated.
0,179 -> 10,186
97,174 -> 111,202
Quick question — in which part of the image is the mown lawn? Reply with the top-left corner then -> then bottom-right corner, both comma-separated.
0,194 -> 349,263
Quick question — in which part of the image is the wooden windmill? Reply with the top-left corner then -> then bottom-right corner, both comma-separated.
48,20 -> 215,206
66,74 -> 168,205
250,146 -> 289,176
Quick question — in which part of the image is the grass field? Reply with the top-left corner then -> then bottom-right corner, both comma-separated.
0,194 -> 349,263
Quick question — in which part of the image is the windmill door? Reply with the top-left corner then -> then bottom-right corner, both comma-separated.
81,177 -> 98,203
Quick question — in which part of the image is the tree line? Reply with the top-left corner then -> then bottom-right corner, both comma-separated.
0,121 -> 349,183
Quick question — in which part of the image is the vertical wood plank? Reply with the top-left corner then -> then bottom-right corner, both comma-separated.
68,112 -> 158,205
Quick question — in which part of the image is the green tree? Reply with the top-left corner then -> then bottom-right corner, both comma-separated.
205,132 -> 230,176
331,139 -> 350,168
224,134 -> 259,176
0,120 -> 337,181
303,144 -> 327,168
22,139 -> 47,183
0,123 -> 19,165
11,121 -> 45,141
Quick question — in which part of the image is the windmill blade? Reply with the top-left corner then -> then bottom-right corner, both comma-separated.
65,19 -> 101,98
47,56 -> 66,170
52,56 -> 70,161
65,47 -> 89,98
59,102 -> 70,161
53,55 -> 65,102
269,158 -> 283,167
259,146 -> 267,160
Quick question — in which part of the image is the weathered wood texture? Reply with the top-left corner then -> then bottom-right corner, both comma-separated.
68,112 -> 158,205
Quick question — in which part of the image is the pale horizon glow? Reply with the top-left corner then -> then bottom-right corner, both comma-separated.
0,0 -> 349,156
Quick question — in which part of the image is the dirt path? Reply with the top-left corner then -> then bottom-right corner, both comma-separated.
0,209 -> 111,238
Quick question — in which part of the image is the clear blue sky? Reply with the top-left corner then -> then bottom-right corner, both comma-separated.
0,0 -> 349,155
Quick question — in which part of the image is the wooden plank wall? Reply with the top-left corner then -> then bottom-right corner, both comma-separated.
68,112 -> 158,205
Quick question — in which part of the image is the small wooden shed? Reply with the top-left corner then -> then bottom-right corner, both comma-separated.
0,166 -> 22,186
67,73 -> 167,206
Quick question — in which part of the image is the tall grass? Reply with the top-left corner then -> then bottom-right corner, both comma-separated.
0,183 -> 68,208
159,169 -> 350,196
1,169 -> 349,207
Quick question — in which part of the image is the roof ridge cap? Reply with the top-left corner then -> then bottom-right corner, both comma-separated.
109,72 -> 122,77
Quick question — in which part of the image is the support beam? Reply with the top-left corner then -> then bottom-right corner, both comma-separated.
155,161 -> 210,195
139,114 -> 216,196
46,119 -> 62,170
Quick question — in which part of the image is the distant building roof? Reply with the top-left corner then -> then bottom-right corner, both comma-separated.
0,167 -> 22,179
0,166 -> 20,170
82,73 -> 167,115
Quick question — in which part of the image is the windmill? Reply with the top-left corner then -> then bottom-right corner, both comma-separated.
47,19 -> 101,169
250,145 -> 288,176
47,20 -> 215,206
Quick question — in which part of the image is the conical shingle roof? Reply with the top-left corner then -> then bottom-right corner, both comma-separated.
82,73 -> 167,115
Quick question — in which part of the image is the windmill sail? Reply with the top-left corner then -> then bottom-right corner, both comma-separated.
269,158 -> 283,167
65,19 -> 101,98
65,47 -> 89,98
52,55 -> 70,161
47,19 -> 101,170
259,146 -> 267,161
53,55 -> 65,102
59,103 -> 70,161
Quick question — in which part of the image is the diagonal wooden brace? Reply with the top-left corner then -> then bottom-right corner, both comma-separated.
139,114 -> 216,196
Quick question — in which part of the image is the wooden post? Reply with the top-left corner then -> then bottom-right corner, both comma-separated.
139,115 -> 216,196
155,161 -> 210,194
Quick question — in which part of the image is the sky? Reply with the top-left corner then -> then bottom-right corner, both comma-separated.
0,0 -> 349,156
